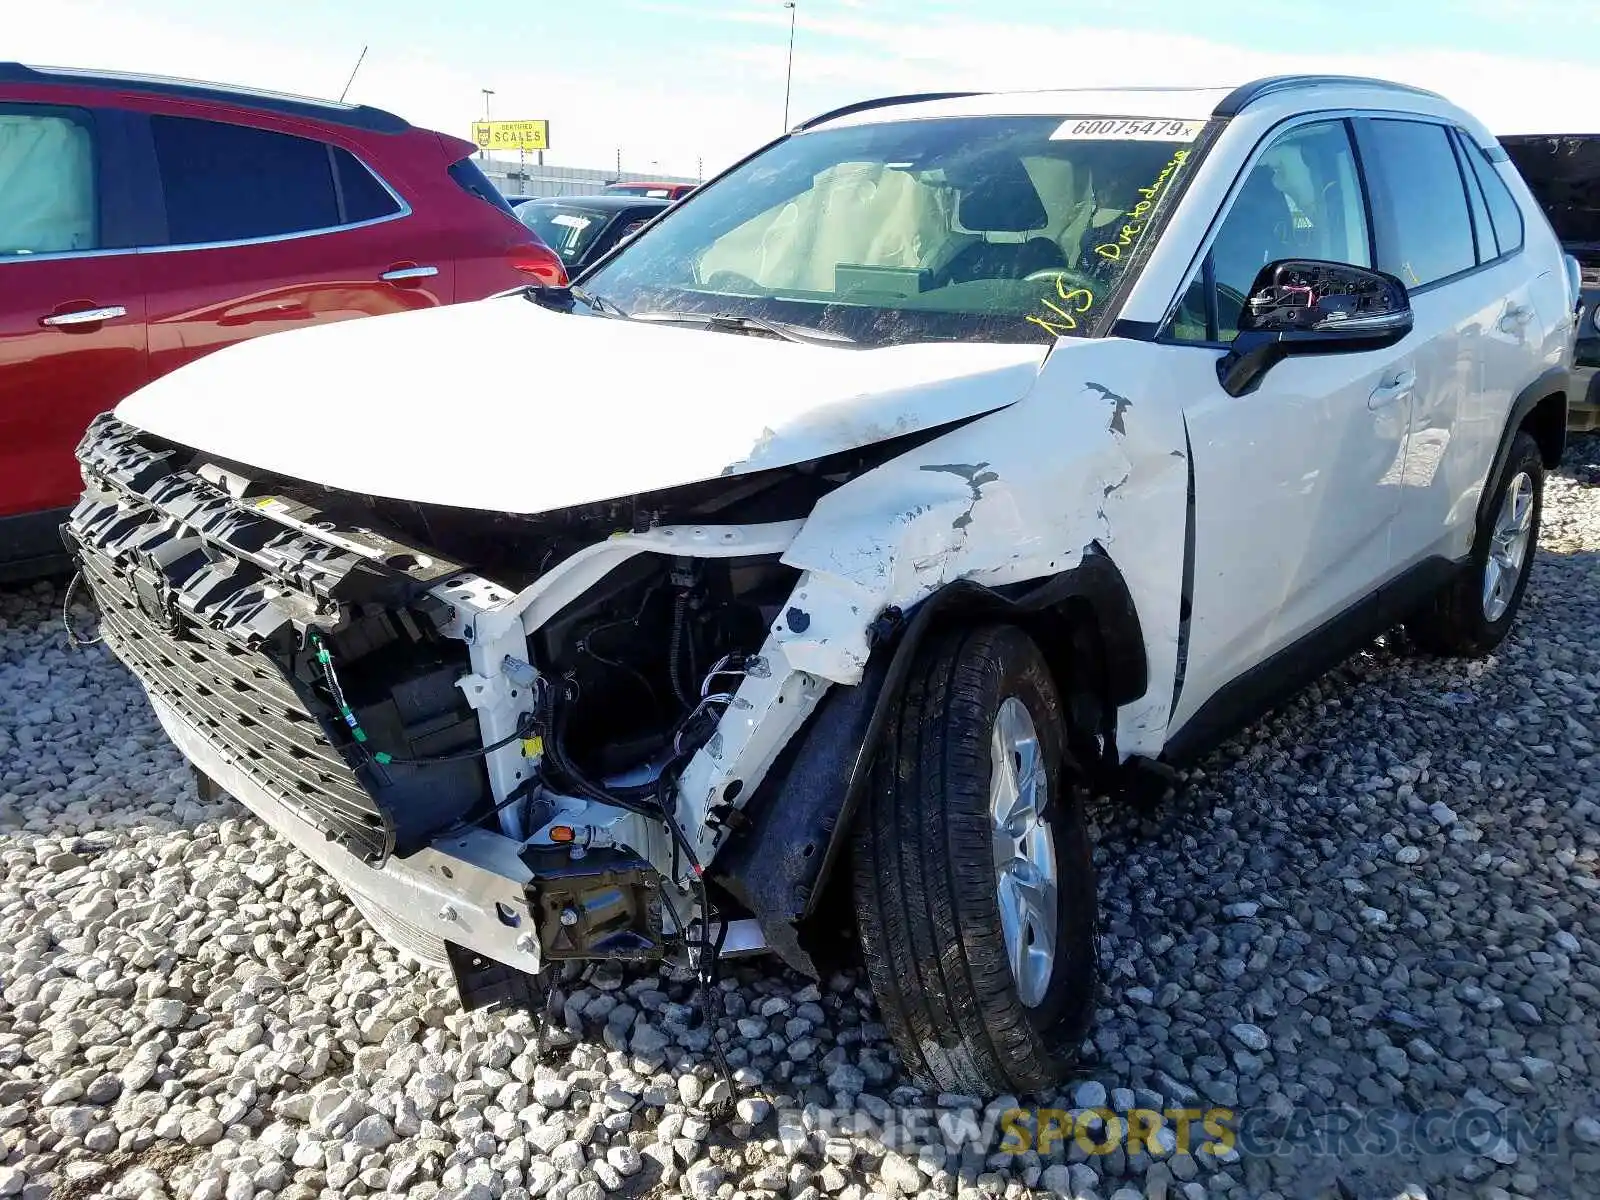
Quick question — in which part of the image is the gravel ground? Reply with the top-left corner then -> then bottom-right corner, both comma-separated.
2,437 -> 1599,1200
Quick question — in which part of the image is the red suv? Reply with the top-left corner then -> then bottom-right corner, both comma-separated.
0,63 -> 565,578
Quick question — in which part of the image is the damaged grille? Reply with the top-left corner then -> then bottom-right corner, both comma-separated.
65,414 -> 488,863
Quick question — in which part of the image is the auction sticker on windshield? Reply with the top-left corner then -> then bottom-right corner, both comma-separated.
1052,117 -> 1205,141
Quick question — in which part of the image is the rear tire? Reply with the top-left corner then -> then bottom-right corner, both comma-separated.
1407,431 -> 1543,657
851,623 -> 1097,1097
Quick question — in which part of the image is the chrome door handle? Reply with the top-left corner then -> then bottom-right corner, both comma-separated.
1368,368 -> 1417,410
380,265 -> 439,282
41,305 -> 127,327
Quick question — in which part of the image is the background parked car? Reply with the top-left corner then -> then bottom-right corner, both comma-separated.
602,180 -> 695,201
1500,133 -> 1600,432
516,194 -> 669,275
0,62 -> 566,579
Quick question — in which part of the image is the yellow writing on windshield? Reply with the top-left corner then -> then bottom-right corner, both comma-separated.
1095,149 -> 1190,262
1026,276 -> 1095,337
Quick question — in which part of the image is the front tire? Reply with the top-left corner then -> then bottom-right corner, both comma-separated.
1407,430 -> 1543,657
851,624 -> 1097,1097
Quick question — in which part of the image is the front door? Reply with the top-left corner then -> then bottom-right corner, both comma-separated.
1161,117 -> 1411,734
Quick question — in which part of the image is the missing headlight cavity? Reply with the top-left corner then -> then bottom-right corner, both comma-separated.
533,552 -> 801,780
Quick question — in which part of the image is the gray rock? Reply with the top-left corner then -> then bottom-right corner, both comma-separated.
685,1161 -> 723,1200
533,1077 -> 572,1108
606,1145 -> 642,1177
1074,1080 -> 1108,1109
347,1113 -> 396,1149
877,1150 -> 923,1195
179,1112 -> 224,1145
1229,1023 -> 1270,1052
147,998 -> 186,1029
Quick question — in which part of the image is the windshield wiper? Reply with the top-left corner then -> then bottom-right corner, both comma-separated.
629,310 -> 856,346
521,283 -> 629,318
571,287 -> 629,317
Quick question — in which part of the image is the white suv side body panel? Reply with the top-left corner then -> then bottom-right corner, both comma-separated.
1390,258 -> 1534,567
1118,93 -> 1567,742
1166,342 -> 1411,734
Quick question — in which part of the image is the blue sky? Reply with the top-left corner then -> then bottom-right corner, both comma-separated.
15,1 -> 1599,177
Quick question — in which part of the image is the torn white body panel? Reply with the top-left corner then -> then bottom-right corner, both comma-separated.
780,337 -> 1191,757
407,336 -> 1194,879
114,296 -> 1047,514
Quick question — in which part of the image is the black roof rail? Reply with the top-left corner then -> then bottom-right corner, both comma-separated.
0,62 -> 410,133
795,92 -> 984,131
1214,75 -> 1445,118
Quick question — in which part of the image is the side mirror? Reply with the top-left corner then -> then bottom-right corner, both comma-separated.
1217,259 -> 1413,397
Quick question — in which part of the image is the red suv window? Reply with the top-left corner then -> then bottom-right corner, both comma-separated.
150,115 -> 399,244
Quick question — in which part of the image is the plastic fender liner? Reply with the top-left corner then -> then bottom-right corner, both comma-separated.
711,550 -> 1146,973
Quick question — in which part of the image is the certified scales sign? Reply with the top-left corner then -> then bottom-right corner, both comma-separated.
471,120 -> 550,152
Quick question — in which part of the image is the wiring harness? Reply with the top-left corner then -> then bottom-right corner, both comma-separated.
310,628 -> 741,1107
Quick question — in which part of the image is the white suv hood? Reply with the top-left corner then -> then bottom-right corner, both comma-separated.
116,296 -> 1048,515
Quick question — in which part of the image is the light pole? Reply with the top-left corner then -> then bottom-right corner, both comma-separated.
782,2 -> 796,132
479,88 -> 494,160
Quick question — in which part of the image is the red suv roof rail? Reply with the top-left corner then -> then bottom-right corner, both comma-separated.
0,61 -> 410,133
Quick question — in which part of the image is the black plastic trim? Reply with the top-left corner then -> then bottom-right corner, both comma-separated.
1169,420 -> 1197,716
0,507 -> 73,581
1163,554 -> 1462,766
1087,117 -> 1226,341
1212,75 -> 1444,118
1479,368 -> 1569,526
794,92 -> 983,131
0,62 -> 409,133
712,554 -> 1149,969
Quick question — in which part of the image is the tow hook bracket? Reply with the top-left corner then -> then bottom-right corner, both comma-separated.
444,940 -> 548,1015
521,847 -> 665,962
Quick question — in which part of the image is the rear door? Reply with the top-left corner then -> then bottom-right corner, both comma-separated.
0,102 -> 147,524
1353,117 -> 1530,567
136,112 -> 452,381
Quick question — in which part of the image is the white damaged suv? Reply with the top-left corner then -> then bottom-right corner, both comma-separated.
68,75 -> 1574,1097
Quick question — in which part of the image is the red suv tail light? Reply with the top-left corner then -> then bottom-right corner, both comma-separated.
512,244 -> 568,287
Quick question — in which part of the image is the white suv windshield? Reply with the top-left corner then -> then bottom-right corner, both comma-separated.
581,114 -> 1204,348
580,114 -> 1205,347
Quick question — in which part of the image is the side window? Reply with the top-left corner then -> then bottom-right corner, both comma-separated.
334,149 -> 402,224
1461,136 -> 1525,257
1453,130 -> 1496,264
1171,120 -> 1370,342
151,116 -> 351,244
1361,119 -> 1476,288
0,108 -> 97,254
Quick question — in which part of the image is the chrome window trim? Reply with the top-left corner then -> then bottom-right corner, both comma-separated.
0,145 -> 410,266
0,246 -> 141,265
137,201 -> 412,256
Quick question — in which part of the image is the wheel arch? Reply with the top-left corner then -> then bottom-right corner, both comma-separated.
710,548 -> 1146,974
1481,368 -> 1567,535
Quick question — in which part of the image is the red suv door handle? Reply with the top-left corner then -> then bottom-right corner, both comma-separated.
380,264 -> 439,284
41,304 -> 127,328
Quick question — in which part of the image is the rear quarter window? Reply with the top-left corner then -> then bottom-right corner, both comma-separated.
1465,143 -> 1526,256
448,157 -> 516,216
335,150 -> 402,223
